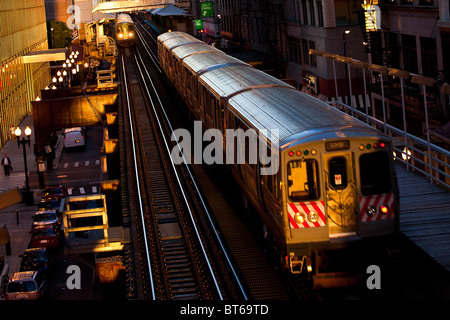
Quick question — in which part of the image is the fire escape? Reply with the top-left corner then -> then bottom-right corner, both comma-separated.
239,0 -> 284,77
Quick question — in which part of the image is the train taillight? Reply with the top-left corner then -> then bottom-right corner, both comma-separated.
380,205 -> 389,214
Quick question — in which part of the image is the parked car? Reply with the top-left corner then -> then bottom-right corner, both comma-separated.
64,127 -> 86,151
32,210 -> 60,230
29,226 -> 60,249
19,248 -> 52,275
42,185 -> 68,201
4,271 -> 47,300
37,198 -> 62,215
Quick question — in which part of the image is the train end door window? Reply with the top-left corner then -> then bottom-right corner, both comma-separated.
328,157 -> 348,190
287,159 -> 320,201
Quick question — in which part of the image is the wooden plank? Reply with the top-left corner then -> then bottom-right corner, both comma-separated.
396,163 -> 450,272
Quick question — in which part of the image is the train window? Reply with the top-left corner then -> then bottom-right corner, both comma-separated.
359,151 -> 392,195
287,159 -> 320,201
329,157 -> 348,190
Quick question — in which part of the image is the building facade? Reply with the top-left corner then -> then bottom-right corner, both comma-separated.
0,0 -> 51,149
195,0 -> 447,125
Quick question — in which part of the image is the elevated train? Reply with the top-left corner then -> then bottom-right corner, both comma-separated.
157,32 -> 399,283
115,13 -> 137,47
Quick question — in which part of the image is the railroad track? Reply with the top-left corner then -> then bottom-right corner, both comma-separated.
119,44 -> 247,300
132,18 -> 293,300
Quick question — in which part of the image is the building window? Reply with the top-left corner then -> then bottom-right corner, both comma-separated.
302,0 -> 308,25
419,0 -> 433,6
400,0 -> 413,5
302,39 -> 310,65
309,0 -> 315,26
420,37 -> 438,77
296,0 -> 302,22
385,32 -> 400,69
288,37 -> 302,64
335,0 -> 359,26
309,41 -> 317,67
402,34 -> 418,73
317,1 -> 324,27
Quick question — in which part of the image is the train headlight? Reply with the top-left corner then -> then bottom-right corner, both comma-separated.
366,205 -> 377,217
294,212 -> 305,224
129,32 -> 134,37
118,33 -> 123,39
308,212 -> 319,223
380,205 -> 389,214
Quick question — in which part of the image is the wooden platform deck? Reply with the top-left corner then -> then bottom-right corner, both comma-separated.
396,163 -> 450,272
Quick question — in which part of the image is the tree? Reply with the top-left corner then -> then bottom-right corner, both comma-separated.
47,20 -> 73,49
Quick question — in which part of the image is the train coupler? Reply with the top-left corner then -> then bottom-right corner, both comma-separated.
289,253 -> 312,274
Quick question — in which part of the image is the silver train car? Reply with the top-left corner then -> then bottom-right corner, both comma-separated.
158,32 -> 399,281
115,13 -> 137,47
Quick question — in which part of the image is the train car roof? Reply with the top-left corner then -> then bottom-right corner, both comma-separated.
157,31 -> 196,44
199,65 -> 293,99
182,51 -> 249,75
171,42 -> 221,60
157,32 -> 381,144
161,36 -> 203,52
228,86 -> 373,143
116,13 -> 133,24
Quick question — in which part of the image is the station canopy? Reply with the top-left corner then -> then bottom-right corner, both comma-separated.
151,4 -> 189,16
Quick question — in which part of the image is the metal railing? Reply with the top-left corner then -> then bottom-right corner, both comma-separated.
310,48 -> 450,190
330,100 -> 450,190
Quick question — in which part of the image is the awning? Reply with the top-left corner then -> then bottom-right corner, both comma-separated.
21,48 -> 69,64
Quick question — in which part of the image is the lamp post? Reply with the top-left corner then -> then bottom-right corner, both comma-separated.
343,28 -> 351,106
15,126 -> 33,205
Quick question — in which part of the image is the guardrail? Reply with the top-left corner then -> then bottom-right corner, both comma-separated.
97,69 -> 113,87
330,100 -> 450,190
310,48 -> 450,190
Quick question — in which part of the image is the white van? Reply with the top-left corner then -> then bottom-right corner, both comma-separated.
64,127 -> 86,151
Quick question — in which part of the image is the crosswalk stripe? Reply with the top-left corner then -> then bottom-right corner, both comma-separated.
85,161 -> 89,166
92,186 -> 97,193
95,159 -> 100,165
64,163 -> 69,168
74,162 -> 79,167
79,187 -> 85,194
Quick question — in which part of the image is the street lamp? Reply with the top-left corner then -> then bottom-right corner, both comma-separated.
15,126 -> 33,205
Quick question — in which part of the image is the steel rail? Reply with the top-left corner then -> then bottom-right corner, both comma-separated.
133,49 -> 224,299
134,45 -> 249,300
120,54 -> 156,300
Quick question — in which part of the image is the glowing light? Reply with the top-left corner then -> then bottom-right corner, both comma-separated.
402,147 -> 411,161
25,126 -> 31,136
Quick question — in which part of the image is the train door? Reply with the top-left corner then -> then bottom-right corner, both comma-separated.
322,152 -> 358,236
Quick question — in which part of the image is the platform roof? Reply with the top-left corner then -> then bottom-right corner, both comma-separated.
152,4 -> 190,16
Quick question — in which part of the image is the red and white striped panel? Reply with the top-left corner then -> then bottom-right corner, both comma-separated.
360,193 -> 395,222
288,201 -> 326,229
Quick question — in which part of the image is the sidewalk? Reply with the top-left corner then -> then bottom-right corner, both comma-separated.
0,115 -> 39,194
0,115 -> 64,195
0,115 -> 63,291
